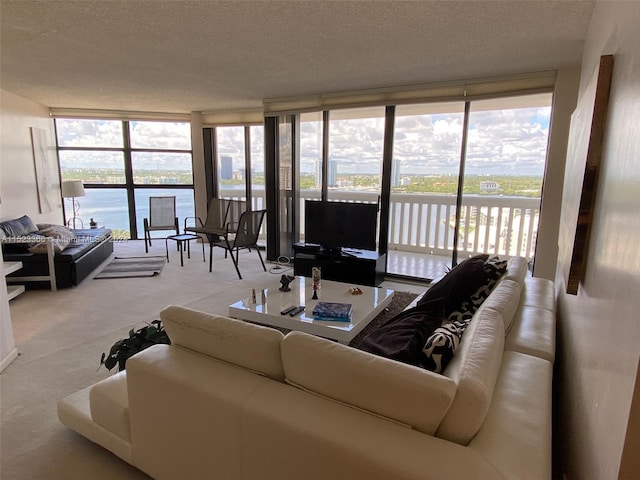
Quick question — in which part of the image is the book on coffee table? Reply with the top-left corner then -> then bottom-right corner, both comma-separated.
312,302 -> 353,322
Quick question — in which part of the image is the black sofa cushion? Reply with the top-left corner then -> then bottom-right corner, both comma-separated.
358,297 -> 446,366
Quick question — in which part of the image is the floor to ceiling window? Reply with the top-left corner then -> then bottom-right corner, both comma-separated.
326,106 -> 386,204
249,125 -> 266,211
56,118 -> 194,239
390,102 -> 465,276
266,89 -> 553,280
216,126 -> 246,201
459,93 -> 552,261
298,111 -> 323,242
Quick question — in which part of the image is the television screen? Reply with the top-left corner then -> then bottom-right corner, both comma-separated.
304,200 -> 378,252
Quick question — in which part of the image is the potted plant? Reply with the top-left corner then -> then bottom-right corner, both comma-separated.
100,320 -> 170,372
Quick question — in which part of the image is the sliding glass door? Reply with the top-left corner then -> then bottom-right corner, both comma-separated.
459,94 -> 552,263
389,102 -> 465,278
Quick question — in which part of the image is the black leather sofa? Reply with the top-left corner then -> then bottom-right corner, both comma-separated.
1,216 -> 113,289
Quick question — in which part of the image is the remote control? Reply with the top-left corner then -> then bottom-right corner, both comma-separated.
288,306 -> 305,316
280,306 -> 297,315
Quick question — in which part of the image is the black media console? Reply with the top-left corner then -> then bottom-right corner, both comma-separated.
293,243 -> 386,287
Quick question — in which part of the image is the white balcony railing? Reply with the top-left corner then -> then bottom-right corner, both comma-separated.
220,188 -> 540,261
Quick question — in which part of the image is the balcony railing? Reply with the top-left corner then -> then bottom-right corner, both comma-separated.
219,189 -> 540,261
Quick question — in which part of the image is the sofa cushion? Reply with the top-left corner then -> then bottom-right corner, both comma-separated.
28,225 -> 77,254
281,331 -> 457,435
436,307 -> 505,445
505,305 -> 556,363
0,215 -> 38,237
160,305 -> 285,380
478,279 -> 523,335
520,277 -> 556,313
503,256 -> 529,284
89,371 -> 130,442
469,351 -> 552,480
358,297 -> 446,366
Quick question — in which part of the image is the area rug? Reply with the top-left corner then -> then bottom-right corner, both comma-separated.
94,256 -> 166,279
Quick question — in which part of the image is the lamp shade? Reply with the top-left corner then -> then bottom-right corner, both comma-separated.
61,180 -> 85,198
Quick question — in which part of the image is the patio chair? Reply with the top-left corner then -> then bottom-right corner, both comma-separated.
211,209 -> 267,279
143,196 -> 179,253
184,197 -> 246,246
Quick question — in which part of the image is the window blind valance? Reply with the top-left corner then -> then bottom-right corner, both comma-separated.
263,70 -> 557,117
49,108 -> 191,122
201,108 -> 264,126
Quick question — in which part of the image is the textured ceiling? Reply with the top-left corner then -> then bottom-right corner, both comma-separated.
0,0 -> 595,114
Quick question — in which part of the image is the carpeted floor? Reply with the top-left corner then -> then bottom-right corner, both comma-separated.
1,239 -> 427,480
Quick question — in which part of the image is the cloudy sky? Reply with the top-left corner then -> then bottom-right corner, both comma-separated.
56,94 -> 551,179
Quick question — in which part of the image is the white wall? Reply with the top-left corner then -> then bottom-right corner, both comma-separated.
556,2 -> 640,479
0,89 -> 59,372
0,89 -> 61,224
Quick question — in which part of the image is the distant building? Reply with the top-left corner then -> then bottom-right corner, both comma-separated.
480,181 -> 499,193
220,156 -> 233,180
391,161 -> 401,187
315,159 -> 322,187
327,160 -> 338,187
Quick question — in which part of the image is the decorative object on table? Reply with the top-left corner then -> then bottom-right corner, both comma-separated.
31,127 -> 60,214
61,180 -> 86,228
349,287 -> 363,295
94,256 -> 165,279
251,288 -> 257,304
312,266 -> 321,299
278,274 -> 295,292
312,266 -> 321,288
312,301 -> 353,322
100,320 -> 170,372
560,54 -> 614,295
261,288 -> 266,305
89,218 -> 98,229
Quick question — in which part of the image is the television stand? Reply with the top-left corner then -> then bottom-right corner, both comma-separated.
293,243 -> 386,287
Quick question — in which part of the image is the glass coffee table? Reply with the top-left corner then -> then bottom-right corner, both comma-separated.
228,276 -> 394,344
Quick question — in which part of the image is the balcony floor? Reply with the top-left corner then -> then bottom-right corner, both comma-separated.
386,250 -> 452,282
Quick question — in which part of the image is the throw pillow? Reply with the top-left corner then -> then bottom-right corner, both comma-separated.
0,215 -> 39,237
39,225 -> 77,242
358,297 -> 446,366
27,225 -> 76,254
417,254 -> 490,316
420,319 -> 469,374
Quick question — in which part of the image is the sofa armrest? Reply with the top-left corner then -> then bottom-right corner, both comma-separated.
125,344 -> 276,480
469,351 -> 552,480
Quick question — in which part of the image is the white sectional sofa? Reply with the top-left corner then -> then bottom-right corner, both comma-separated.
58,256 -> 555,480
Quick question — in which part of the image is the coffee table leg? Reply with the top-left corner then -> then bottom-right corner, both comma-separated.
165,238 -> 170,262
187,239 -> 191,259
179,240 -> 184,267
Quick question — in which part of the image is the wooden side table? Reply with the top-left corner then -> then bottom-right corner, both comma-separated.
165,234 -> 205,267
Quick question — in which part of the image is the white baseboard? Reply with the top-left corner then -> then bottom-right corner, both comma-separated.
0,348 -> 18,373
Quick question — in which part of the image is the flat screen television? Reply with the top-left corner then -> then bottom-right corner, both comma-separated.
304,200 -> 378,252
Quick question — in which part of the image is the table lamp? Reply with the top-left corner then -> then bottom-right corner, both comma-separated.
61,180 -> 86,229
